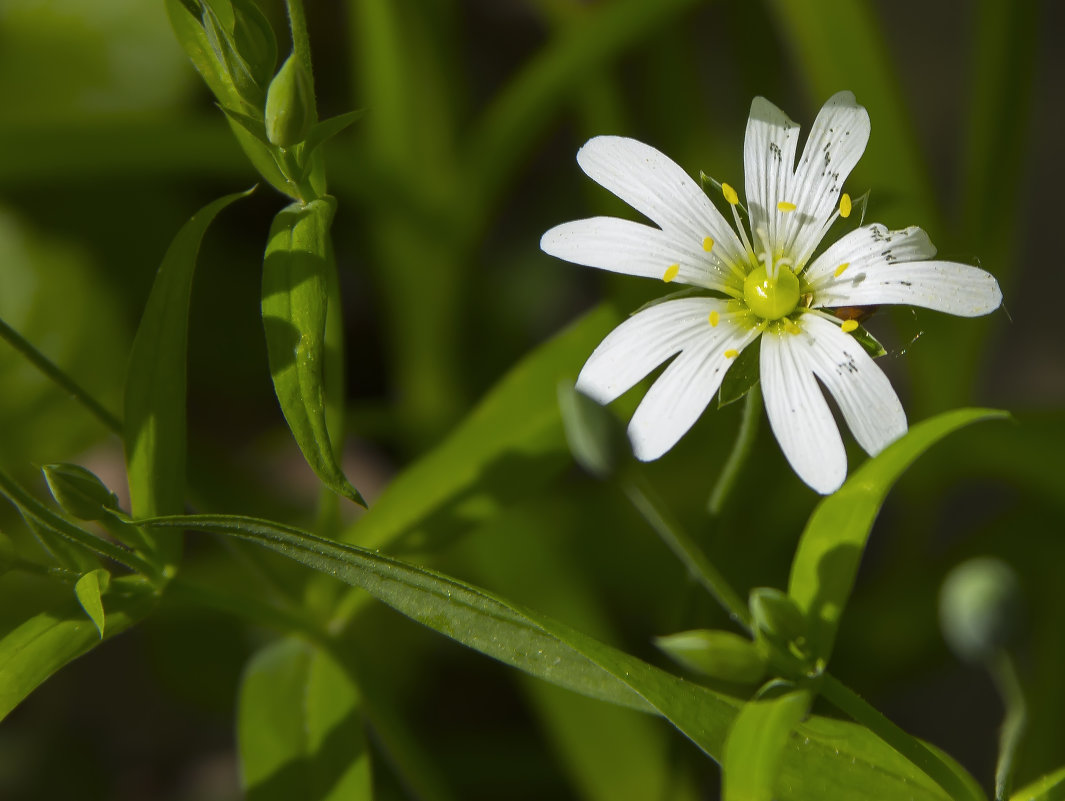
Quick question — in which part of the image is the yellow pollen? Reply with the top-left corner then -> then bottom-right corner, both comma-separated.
722,183 -> 739,205
834,262 -> 850,277
702,236 -> 715,252
784,319 -> 801,335
840,193 -> 852,218
662,263 -> 680,283
708,310 -> 720,327
724,349 -> 739,359
840,319 -> 859,333
777,201 -> 797,212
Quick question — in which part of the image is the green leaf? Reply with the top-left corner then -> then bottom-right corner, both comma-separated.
262,199 -> 365,507
73,568 -> 111,638
557,380 -> 627,479
239,637 -> 372,801
0,575 -> 156,721
1011,765 -> 1065,801
787,408 -> 1010,663
144,512 -> 968,800
42,463 -> 121,522
164,0 -> 247,113
339,305 -> 619,552
299,110 -> 365,178
723,689 -> 812,801
654,629 -> 766,684
124,189 -> 251,563
749,587 -> 807,645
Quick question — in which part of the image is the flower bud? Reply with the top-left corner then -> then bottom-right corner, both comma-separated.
749,587 -> 807,644
42,463 -> 121,522
939,557 -> 1023,664
655,629 -> 767,684
265,53 -> 316,147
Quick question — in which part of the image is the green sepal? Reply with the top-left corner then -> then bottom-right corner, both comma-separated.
850,321 -> 887,358
749,587 -> 807,645
718,341 -> 760,408
42,463 -> 121,522
74,569 -> 112,638
654,629 -> 767,684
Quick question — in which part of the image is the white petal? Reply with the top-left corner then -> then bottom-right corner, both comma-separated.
628,314 -> 760,461
786,91 -> 871,266
577,297 -> 732,405
760,329 -> 847,494
575,136 -> 748,267
797,314 -> 907,456
807,225 -> 1002,317
744,96 -> 800,256
805,223 -> 936,284
540,216 -> 736,291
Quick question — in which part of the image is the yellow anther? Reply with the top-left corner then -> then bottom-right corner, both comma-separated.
777,201 -> 797,213
708,310 -> 720,327
834,262 -> 850,277
724,349 -> 739,359
840,319 -> 859,333
840,193 -> 852,218
662,263 -> 680,283
702,236 -> 715,252
722,183 -> 739,205
784,319 -> 801,335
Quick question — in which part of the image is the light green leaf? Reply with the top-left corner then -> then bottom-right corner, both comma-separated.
339,305 -> 619,552
164,0 -> 247,113
787,408 -> 1010,663
73,568 -> 111,638
42,463 -> 121,522
144,512 -> 967,799
723,689 -> 812,801
239,637 -> 372,801
124,189 -> 251,565
0,575 -> 156,722
299,110 -> 365,177
654,630 -> 766,684
1011,765 -> 1065,801
262,199 -> 364,507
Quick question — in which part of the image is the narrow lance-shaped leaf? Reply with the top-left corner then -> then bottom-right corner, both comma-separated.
787,408 -> 1010,663
0,575 -> 157,722
723,688 -> 812,801
262,198 -> 365,506
239,637 -> 372,801
125,189 -> 252,565
74,569 -> 111,638
142,511 -> 971,801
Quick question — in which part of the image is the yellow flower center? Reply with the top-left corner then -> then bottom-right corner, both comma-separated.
743,264 -> 799,321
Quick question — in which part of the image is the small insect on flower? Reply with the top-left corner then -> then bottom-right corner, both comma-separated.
541,91 -> 1002,494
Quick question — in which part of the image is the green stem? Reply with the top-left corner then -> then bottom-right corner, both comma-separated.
284,0 -> 315,93
820,674 -> 984,801
707,385 -> 761,516
622,473 -> 751,632
0,316 -> 122,435
990,651 -> 1026,801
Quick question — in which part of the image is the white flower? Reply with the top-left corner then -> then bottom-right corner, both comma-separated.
541,91 -> 1002,494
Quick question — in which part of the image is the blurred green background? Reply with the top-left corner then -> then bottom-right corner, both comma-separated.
0,0 -> 1062,798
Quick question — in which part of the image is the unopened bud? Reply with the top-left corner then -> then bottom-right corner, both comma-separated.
939,557 -> 1022,664
655,629 -> 766,684
265,54 -> 315,147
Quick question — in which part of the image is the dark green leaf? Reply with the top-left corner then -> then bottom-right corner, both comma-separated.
124,189 -> 251,568
239,638 -> 372,801
0,575 -> 156,721
1010,765 -> 1065,801
723,689 -> 812,801
557,381 -> 627,479
164,0 -> 247,112
42,463 -> 121,522
73,569 -> 111,638
654,629 -> 766,684
299,110 -> 365,178
143,511 -> 969,799
262,199 -> 364,506
787,408 -> 1010,663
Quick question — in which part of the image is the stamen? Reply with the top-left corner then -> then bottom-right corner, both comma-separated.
839,193 -> 852,218
834,262 -> 850,277
730,203 -> 756,262
754,226 -> 776,281
708,310 -> 720,327
702,236 -> 715,252
840,319 -> 859,333
662,263 -> 680,283
724,349 -> 739,359
777,201 -> 796,213
722,183 -> 739,205
783,318 -> 801,335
